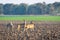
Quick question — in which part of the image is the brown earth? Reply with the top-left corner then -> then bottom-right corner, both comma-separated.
0,21 -> 60,40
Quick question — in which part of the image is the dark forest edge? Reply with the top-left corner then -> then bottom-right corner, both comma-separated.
0,2 -> 60,16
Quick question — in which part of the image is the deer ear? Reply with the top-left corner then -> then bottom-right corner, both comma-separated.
10,22 -> 13,25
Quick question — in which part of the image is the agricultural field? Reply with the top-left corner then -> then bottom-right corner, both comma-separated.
0,21 -> 60,40
0,15 -> 60,40
0,15 -> 60,21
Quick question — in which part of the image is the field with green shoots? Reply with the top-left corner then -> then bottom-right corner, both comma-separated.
0,15 -> 60,21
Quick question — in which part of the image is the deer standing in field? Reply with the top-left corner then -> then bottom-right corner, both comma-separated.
24,21 -> 35,31
17,24 -> 20,32
7,22 -> 14,32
